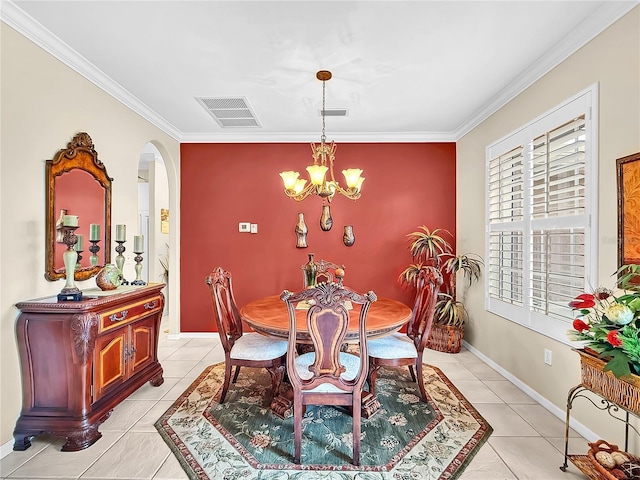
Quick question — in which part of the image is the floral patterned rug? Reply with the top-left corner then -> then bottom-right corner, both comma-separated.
155,362 -> 492,479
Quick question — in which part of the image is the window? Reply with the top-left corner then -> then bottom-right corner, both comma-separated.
485,85 -> 598,341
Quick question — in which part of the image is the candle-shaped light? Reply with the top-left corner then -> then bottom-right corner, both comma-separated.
134,235 -> 144,253
74,234 -> 84,252
116,224 -> 126,242
89,223 -> 100,241
63,215 -> 79,227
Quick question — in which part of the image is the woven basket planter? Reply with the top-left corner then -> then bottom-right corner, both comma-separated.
426,324 -> 464,354
575,348 -> 640,416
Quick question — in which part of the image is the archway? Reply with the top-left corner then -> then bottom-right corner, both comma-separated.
138,143 -> 172,327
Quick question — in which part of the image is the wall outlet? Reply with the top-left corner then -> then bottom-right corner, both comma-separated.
250,223 -> 258,234
239,222 -> 250,233
544,349 -> 552,365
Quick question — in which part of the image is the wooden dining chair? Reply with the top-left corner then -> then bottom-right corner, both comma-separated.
300,259 -> 346,287
281,282 -> 377,466
367,266 -> 443,401
206,267 -> 287,403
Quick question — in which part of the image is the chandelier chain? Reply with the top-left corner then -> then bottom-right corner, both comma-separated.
321,78 -> 326,144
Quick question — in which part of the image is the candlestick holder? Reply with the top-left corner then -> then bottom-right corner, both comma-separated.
58,226 -> 83,302
115,240 -> 130,285
131,250 -> 146,286
75,250 -> 83,271
89,239 -> 101,266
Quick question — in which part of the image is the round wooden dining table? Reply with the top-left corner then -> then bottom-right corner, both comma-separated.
240,293 -> 412,343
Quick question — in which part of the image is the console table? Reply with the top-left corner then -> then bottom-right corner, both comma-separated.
13,284 -> 165,451
560,349 -> 640,478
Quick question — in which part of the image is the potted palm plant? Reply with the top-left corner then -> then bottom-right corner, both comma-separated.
399,226 -> 483,353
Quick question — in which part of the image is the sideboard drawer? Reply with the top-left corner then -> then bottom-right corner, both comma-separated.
99,295 -> 163,333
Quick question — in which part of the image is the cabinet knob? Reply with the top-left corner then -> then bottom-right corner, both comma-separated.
109,310 -> 128,322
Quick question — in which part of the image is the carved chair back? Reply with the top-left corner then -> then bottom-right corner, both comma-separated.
406,266 -> 443,352
205,266 -> 243,353
300,259 -> 346,287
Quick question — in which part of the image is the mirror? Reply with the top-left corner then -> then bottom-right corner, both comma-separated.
45,132 -> 112,281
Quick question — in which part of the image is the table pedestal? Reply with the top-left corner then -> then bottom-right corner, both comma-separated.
269,388 -> 381,419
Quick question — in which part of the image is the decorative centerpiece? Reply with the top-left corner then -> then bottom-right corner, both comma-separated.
96,264 -> 123,291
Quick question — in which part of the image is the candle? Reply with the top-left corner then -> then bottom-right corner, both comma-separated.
116,224 -> 126,242
134,235 -> 144,253
62,215 -> 78,227
74,234 -> 84,252
89,224 -> 100,241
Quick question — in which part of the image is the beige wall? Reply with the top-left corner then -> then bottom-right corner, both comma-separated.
458,6 -> 640,444
0,24 -> 180,449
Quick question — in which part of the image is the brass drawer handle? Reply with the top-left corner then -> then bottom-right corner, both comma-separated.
144,300 -> 158,310
109,310 -> 128,322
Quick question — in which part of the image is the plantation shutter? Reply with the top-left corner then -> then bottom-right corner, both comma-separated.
529,116 -> 586,321
488,147 -> 525,306
484,85 -> 596,341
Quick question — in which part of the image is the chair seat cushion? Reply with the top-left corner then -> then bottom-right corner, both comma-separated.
368,333 -> 418,359
230,333 -> 288,361
294,352 -> 361,393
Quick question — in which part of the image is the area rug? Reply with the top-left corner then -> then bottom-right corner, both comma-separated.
155,362 -> 492,479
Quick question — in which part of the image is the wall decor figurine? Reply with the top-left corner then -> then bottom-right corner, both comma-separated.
320,204 -> 333,231
295,213 -> 308,248
343,225 -> 355,246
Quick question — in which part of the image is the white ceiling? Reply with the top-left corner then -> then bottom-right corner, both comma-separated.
3,1 -> 638,142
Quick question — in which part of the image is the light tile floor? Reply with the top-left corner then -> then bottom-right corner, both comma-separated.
0,318 -> 592,480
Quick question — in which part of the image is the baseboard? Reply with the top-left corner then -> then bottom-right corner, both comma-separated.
166,332 -> 218,340
462,340 -> 599,442
1,438 -> 14,459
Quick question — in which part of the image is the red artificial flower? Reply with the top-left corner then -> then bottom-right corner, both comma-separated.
569,293 -> 596,309
607,330 -> 623,347
572,319 -> 590,332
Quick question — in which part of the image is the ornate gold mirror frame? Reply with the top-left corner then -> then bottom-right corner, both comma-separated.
45,132 -> 112,281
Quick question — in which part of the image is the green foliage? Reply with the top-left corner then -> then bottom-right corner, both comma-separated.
568,271 -> 640,378
400,225 -> 483,327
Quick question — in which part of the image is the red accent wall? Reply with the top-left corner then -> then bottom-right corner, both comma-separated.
180,142 -> 456,332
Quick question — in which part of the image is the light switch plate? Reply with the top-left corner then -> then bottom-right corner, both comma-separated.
250,224 -> 258,234
239,222 -> 250,233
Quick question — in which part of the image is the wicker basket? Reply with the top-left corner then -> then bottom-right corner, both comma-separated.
426,324 -> 463,353
586,439 -> 640,480
575,348 -> 640,417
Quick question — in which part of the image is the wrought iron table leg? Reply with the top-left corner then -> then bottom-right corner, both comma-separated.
560,384 -> 584,472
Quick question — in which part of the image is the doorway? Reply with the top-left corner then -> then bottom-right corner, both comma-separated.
138,143 -> 169,315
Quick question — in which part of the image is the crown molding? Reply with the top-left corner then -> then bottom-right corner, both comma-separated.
1,0 -> 182,141
453,1 -> 639,140
179,131 -> 457,143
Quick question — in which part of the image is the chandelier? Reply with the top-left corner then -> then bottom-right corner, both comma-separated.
279,70 -> 364,204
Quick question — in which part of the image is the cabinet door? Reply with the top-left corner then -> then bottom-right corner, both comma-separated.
129,315 -> 156,376
93,327 -> 127,402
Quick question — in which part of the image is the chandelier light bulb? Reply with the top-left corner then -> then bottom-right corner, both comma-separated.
342,169 -> 363,189
280,171 -> 300,190
306,164 -> 328,186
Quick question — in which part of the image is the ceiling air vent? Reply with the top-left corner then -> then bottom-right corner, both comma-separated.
321,109 -> 348,117
195,97 -> 261,128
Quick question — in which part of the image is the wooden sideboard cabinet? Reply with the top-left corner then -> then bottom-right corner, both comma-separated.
13,284 -> 165,451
